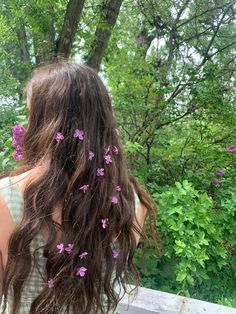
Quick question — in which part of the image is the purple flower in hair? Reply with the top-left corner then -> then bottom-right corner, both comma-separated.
113,146 -> 119,155
76,266 -> 87,277
97,168 -> 105,176
74,129 -> 84,141
112,249 -> 120,259
212,178 -> 220,186
79,251 -> 88,259
47,278 -> 54,288
104,154 -> 112,164
116,186 -> 121,192
101,218 -> 109,229
55,132 -> 64,143
65,244 -> 73,254
79,184 -> 89,193
89,151 -> 95,160
111,196 -> 118,204
56,243 -> 64,253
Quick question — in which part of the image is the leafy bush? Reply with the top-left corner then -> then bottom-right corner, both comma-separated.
135,180 -> 236,306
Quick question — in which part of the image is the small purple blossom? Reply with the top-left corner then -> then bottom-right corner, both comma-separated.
226,145 -> 236,154
56,243 -> 64,253
65,244 -> 73,254
212,178 -> 220,186
111,196 -> 118,204
79,184 -> 89,193
101,218 -> 109,229
113,146 -> 119,155
74,129 -> 84,141
89,151 -> 95,160
97,168 -> 105,176
104,154 -> 112,164
55,132 -> 64,143
116,186 -> 121,192
112,250 -> 120,259
216,170 -> 225,177
76,266 -> 87,277
47,278 -> 54,288
79,251 -> 88,259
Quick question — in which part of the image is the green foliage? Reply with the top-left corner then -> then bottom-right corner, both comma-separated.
135,181 -> 236,305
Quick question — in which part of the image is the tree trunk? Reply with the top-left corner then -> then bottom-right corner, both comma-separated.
86,0 -> 124,71
16,25 -> 30,63
57,0 -> 85,58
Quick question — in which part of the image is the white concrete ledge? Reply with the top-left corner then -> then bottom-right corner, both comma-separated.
116,286 -> 236,314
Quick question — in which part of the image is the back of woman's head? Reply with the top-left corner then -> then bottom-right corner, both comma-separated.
24,62 -> 118,169
2,62 -> 156,313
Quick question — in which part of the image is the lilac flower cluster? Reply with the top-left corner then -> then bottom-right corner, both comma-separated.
12,124 -> 25,161
212,145 -> 235,185
212,169 -> 225,186
226,145 -> 236,154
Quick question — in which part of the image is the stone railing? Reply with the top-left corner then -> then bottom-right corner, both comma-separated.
116,286 -> 236,314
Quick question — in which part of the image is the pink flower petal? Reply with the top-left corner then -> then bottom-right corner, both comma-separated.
104,154 -> 112,164
56,243 -> 64,253
101,218 -> 109,229
89,151 -> 95,160
97,168 -> 105,176
47,278 -> 54,288
111,196 -> 118,204
79,251 -> 88,259
76,266 -> 87,277
112,250 -> 120,259
79,184 -> 89,193
55,132 -> 64,143
74,129 -> 84,141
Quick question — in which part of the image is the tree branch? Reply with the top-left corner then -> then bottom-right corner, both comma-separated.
176,1 -> 234,29
200,1 -> 235,66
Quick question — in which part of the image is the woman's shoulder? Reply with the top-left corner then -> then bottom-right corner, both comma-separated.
0,176 -> 10,186
0,174 -> 25,225
0,171 -> 31,191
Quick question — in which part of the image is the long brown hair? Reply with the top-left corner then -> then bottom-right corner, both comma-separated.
1,62 -> 158,313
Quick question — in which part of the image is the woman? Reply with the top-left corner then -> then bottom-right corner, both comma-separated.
0,62 -> 157,313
